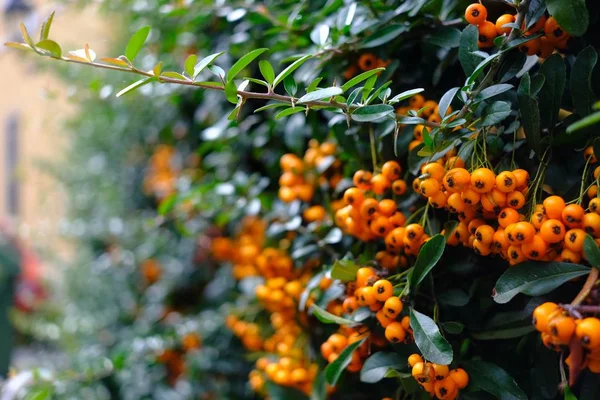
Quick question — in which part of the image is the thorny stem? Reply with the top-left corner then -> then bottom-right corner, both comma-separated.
455,0 -> 530,120
32,53 -> 444,128
571,268 -> 599,306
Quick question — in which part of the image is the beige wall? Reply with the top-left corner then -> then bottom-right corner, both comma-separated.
0,2 -> 115,260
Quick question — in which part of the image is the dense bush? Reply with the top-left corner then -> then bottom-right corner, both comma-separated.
5,0 -> 600,399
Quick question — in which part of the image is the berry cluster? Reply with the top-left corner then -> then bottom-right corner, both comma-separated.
533,302 -> 600,373
278,140 -> 342,203
396,94 -> 452,149
465,2 -> 569,57
409,354 -> 469,400
155,332 -> 203,385
143,145 -> 178,200
344,53 -> 391,80
320,329 -> 370,373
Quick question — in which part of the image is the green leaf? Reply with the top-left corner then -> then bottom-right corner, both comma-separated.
311,372 -> 326,400
567,111 -> 600,134
311,304 -> 360,327
564,386 -> 578,400
40,11 -> 55,41
275,107 -> 305,120
125,26 -> 150,62
437,87 -> 459,118
425,27 -> 461,48
571,46 -> 598,117
475,84 -> 513,102
546,0 -> 589,36
273,55 -> 311,88
153,61 -> 163,77
459,25 -> 480,77
341,68 -> 385,92
442,321 -> 465,335
360,352 -> 405,383
409,234 -> 445,290
193,52 -> 225,79
3,42 -> 34,52
227,48 -> 268,82
438,288 -> 469,307
482,101 -> 511,126
347,87 -> 363,106
518,76 -> 542,154
19,23 -> 36,51
526,0 -> 547,29
259,60 -> 275,84
472,325 -> 535,340
463,360 -> 527,400
254,103 -> 288,113
116,77 -> 156,97
284,76 -> 298,97
389,88 -> 425,104
361,24 -> 408,48
24,387 -> 52,400
351,104 -> 394,122
245,77 -> 269,87
331,259 -> 360,282
537,54 -> 565,129
184,54 -> 197,77
583,235 -> 600,270
325,337 -> 366,385
161,71 -> 187,80
493,261 -> 591,304
307,77 -> 323,93
35,39 -> 61,57
297,87 -> 343,104
225,80 -> 238,104
410,309 -> 453,365
265,382 -> 308,400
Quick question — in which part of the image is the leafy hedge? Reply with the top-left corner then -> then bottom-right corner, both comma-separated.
6,0 -> 600,399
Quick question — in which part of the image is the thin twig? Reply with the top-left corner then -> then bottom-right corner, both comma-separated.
571,268 -> 599,306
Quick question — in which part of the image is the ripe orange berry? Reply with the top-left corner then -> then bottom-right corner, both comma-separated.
353,170 -> 373,190
434,377 -> 458,400
303,205 -> 327,222
473,239 -> 492,256
498,207 -> 520,228
408,354 -> 423,368
356,267 -> 377,288
383,296 -> 403,319
444,168 -> 471,192
507,191 -> 525,209
507,244 -> 527,265
465,3 -> 487,25
360,198 -> 380,220
385,322 -> 406,343
449,368 -> 469,389
584,146 -> 597,163
512,169 -> 530,188
420,178 -> 441,197
591,198 -> 600,214
378,199 -> 397,217
376,309 -> 395,328
295,184 -> 314,201
576,318 -> 600,350
357,53 -> 377,71
495,171 -> 517,193
492,228 -> 509,251
539,219 -> 566,243
519,36 -> 541,56
461,188 -> 481,206
548,315 -> 576,344
409,94 -> 425,110
429,191 -> 448,208
389,212 -> 406,228
392,179 -> 407,195
371,215 -> 392,237
475,225 -> 495,244
533,302 -> 559,332
422,163 -> 446,181
559,248 -> 581,264
478,21 -> 497,48
382,161 -> 402,181
583,212 -> 600,237
371,174 -> 391,195
563,229 -> 586,252
405,223 -> 425,242
522,235 -> 548,260
526,15 -> 547,33
373,279 -> 394,302
280,154 -> 304,173
562,204 -> 585,228
496,14 -> 516,35
544,16 -> 568,43
279,186 -> 297,202
512,221 -> 536,244
359,286 -> 378,306
470,168 -> 496,193
343,296 -> 358,314
543,195 -> 566,219
344,188 -> 365,207
538,36 -> 555,58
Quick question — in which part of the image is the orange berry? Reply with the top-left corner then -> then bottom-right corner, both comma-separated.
408,354 -> 423,368
576,318 -> 600,350
389,212 -> 406,228
344,187 -> 365,208
544,16 -> 568,43
526,15 -> 547,33
373,279 -> 394,302
422,163 -> 446,181
360,198 -> 380,220
382,161 -> 402,181
522,235 -> 548,260
385,322 -> 406,343
478,21 -> 497,48
583,212 -> 600,237
358,53 -> 377,71
392,179 -> 407,195
434,377 -> 458,400
465,3 -> 487,25
449,368 -> 469,389
470,168 -> 496,193
507,191 -> 525,209
343,296 -> 358,314
443,168 -> 471,192
537,36 -> 555,58
495,171 -> 517,193
539,219 -> 566,243
512,221 -> 536,244
563,229 -> 586,252
543,196 -> 566,219
429,191 -> 448,208
495,14 -> 515,35
371,174 -> 391,195
409,94 -> 425,110
561,204 -> 585,228
378,199 -> 397,217
533,302 -> 559,332
498,207 -> 519,228
353,170 -> 373,190
548,315 -> 576,344
519,36 -> 541,56
371,215 -> 392,237
383,296 -> 403,319
420,178 -> 441,197
376,309 -> 395,328
513,169 -> 530,188
405,223 -> 424,242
